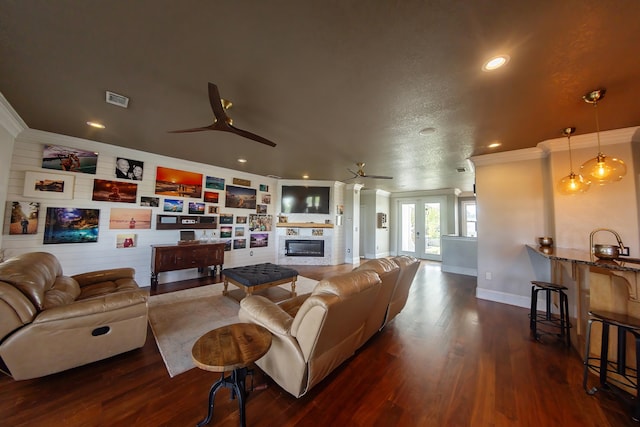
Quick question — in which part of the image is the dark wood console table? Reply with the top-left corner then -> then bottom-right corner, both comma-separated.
150,242 -> 225,286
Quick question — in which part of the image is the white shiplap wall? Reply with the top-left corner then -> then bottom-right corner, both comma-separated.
3,128 -> 280,287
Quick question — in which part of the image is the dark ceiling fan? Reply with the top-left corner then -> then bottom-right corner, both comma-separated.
168,82 -> 276,147
347,162 -> 393,180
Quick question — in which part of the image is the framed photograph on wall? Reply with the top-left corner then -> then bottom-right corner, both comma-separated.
116,233 -> 137,248
44,207 -> 100,244
204,191 -> 219,203
188,201 -> 206,215
250,233 -> 269,248
225,185 -> 256,209
155,166 -> 203,199
205,176 -> 225,190
164,198 -> 184,212
42,144 -> 98,174
234,239 -> 246,249
23,171 -> 75,200
109,208 -> 152,229
140,196 -> 160,207
115,157 -> 144,181
10,201 -> 39,235
220,213 -> 234,224
92,179 -> 137,203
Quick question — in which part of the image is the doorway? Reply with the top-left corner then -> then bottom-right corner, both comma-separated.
397,199 -> 444,261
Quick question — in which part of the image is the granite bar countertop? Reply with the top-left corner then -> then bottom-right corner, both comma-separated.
526,244 -> 640,273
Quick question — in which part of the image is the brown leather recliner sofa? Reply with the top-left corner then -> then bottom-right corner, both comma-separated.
0,252 -> 148,380
238,255 -> 419,397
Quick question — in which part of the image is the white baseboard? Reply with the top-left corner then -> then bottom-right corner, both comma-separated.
475,287 -> 531,309
441,265 -> 477,276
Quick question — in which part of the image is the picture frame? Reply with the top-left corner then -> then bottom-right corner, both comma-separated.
233,239 -> 246,249
10,201 -> 39,235
116,233 -> 137,248
92,179 -> 138,203
205,176 -> 225,190
109,208 -> 152,229
140,196 -> 160,207
225,185 -> 257,209
188,201 -> 206,215
259,184 -> 269,192
155,166 -> 203,199
43,207 -> 100,244
23,171 -> 75,200
42,144 -> 98,174
220,226 -> 233,238
204,191 -> 219,203
163,198 -> 184,212
250,233 -> 269,248
115,157 -> 144,181
220,213 -> 234,224
233,177 -> 251,187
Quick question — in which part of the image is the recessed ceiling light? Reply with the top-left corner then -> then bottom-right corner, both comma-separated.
419,127 -> 436,135
488,142 -> 502,148
86,121 -> 105,129
237,158 -> 247,163
482,55 -> 510,71
302,174 -> 309,179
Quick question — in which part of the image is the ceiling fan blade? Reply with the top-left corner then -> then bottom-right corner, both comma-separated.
347,168 -> 360,177
229,125 -> 277,147
208,82 -> 231,125
168,125 -> 215,133
365,174 -> 393,179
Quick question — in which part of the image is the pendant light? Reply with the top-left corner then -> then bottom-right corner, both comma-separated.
580,89 -> 627,184
558,127 -> 591,195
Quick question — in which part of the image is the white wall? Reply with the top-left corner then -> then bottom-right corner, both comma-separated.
343,183 -> 362,263
359,189 -> 390,259
473,152 -> 547,307
3,128 -> 278,287
0,94 -> 25,252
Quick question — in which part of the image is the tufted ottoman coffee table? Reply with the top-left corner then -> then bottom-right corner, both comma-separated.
222,263 -> 299,302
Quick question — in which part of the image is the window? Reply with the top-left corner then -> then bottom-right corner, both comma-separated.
461,200 -> 477,237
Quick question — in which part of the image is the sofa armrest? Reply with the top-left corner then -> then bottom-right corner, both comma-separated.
72,268 -> 136,287
239,295 -> 293,335
277,293 -> 311,317
33,289 -> 147,323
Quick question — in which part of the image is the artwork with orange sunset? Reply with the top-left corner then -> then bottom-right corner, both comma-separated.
155,167 -> 203,199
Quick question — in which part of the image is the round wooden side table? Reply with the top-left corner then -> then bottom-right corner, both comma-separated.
192,323 -> 272,427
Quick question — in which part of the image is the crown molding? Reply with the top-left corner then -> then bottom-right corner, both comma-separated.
0,92 -> 27,137
537,126 -> 640,153
469,147 -> 545,167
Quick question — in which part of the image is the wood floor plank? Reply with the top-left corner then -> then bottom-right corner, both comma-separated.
1,261 -> 637,426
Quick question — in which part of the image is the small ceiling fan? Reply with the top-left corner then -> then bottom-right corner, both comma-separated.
168,82 -> 276,147
347,162 -> 393,180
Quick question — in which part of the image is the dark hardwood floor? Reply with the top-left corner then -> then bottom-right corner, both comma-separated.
1,261 -> 636,426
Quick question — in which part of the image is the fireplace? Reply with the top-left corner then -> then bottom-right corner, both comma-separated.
285,239 -> 325,257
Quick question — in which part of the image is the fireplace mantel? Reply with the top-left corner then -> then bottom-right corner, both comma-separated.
276,222 -> 334,228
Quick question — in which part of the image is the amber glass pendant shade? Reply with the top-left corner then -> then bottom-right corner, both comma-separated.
557,127 -> 591,195
579,89 -> 627,185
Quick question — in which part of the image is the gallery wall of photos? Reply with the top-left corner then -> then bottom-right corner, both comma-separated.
3,132 -> 284,286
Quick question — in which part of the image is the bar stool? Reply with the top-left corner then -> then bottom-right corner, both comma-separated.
583,310 -> 640,422
529,281 -> 571,346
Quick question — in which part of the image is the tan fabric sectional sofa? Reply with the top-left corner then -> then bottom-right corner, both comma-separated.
238,255 -> 420,397
0,252 -> 148,380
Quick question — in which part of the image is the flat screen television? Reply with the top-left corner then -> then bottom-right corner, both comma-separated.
281,186 -> 330,214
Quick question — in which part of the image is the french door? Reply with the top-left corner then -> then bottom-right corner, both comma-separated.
398,198 -> 443,261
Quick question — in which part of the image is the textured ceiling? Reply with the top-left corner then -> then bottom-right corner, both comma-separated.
1,1 -> 639,193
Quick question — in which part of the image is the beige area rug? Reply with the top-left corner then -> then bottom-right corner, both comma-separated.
148,276 -> 318,377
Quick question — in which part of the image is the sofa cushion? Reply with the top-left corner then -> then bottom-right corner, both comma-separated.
78,278 -> 140,300
0,252 -> 63,310
43,276 -> 81,309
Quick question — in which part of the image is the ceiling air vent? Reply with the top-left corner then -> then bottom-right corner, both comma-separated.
456,167 -> 467,173
105,91 -> 129,108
